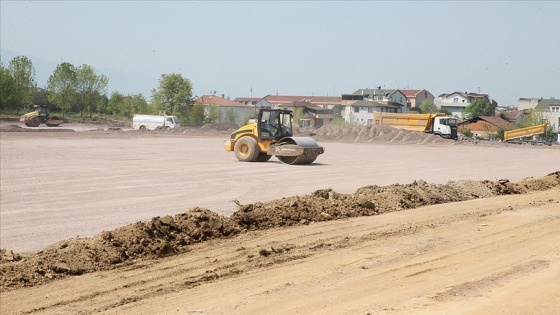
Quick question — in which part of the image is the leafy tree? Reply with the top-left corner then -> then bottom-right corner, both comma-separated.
151,73 -> 193,118
47,62 -> 77,116
128,94 -> 149,116
519,109 -> 547,127
461,128 -> 473,139
225,109 -> 238,123
418,99 -> 438,114
497,127 -> 506,141
108,91 -> 125,116
205,106 -> 222,123
75,64 -> 109,117
33,87 -> 51,108
108,92 -> 149,117
0,62 -> 16,111
8,56 -> 36,113
188,104 -> 206,126
462,98 -> 494,120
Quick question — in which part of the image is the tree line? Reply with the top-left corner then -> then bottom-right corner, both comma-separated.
0,55 -> 211,125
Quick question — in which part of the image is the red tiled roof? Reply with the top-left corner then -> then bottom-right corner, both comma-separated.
400,89 -> 422,97
499,110 -> 524,122
478,116 -> 516,129
196,95 -> 247,107
233,97 -> 261,102
264,95 -> 341,104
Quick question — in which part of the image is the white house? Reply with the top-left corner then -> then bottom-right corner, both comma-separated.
195,95 -> 255,125
340,88 -> 407,125
437,92 -> 492,118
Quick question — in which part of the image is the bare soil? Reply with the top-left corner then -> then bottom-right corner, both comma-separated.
1,121 -> 559,314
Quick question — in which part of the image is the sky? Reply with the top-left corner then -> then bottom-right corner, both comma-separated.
1,1 -> 559,106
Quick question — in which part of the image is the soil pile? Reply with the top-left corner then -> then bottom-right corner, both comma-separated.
0,124 -> 76,133
296,124 -> 452,144
1,171 -> 559,290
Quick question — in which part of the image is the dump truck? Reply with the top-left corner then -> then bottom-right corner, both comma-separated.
503,123 -> 548,143
224,108 -> 324,165
19,105 -> 63,127
373,112 -> 458,139
132,113 -> 180,130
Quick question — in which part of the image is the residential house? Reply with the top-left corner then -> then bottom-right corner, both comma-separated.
498,110 -> 525,125
516,98 -> 560,133
516,98 -> 540,111
233,97 -> 261,108
254,95 -> 341,127
458,115 -> 516,141
340,88 -> 408,125
400,89 -> 435,109
438,92 -> 495,118
195,95 -> 255,126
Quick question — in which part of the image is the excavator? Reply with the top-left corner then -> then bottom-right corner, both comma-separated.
19,105 -> 63,127
224,108 -> 324,165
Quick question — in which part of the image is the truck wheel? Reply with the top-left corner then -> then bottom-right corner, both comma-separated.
139,125 -> 146,130
29,117 -> 41,127
234,137 -> 260,162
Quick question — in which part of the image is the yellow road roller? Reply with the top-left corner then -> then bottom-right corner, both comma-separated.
224,109 -> 324,165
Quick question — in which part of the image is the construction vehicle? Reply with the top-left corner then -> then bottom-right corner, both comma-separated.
373,112 -> 458,139
224,108 -> 324,165
132,113 -> 180,130
19,105 -> 63,127
503,122 -> 548,144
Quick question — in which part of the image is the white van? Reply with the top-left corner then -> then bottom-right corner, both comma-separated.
132,114 -> 180,130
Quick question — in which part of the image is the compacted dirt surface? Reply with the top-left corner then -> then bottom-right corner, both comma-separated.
1,120 -> 559,314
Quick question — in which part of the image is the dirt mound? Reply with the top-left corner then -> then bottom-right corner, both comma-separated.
296,124 -> 452,144
1,171 -> 559,291
0,124 -> 76,133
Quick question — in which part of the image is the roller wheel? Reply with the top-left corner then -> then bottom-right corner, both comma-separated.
234,137 -> 260,162
29,117 -> 41,127
277,154 -> 318,165
254,153 -> 272,162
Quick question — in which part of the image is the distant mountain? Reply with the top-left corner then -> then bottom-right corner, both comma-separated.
1,50 -> 156,100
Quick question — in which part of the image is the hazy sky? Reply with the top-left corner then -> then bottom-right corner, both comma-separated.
1,1 -> 559,105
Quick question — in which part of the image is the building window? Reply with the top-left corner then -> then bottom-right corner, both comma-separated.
353,106 -> 359,113
551,106 -> 560,112
368,107 -> 374,113
367,119 -> 373,125
453,97 -> 458,103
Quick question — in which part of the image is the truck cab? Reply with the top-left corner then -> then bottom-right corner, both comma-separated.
433,116 -> 458,139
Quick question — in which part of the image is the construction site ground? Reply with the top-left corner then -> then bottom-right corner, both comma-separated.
1,121 -> 559,314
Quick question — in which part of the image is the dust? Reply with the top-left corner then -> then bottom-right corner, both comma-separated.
1,171 -> 559,290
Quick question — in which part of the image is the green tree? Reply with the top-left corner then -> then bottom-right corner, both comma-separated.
151,73 -> 193,118
462,98 -> 494,120
75,64 -> 109,117
108,91 -> 125,116
128,94 -> 149,116
8,56 -> 36,113
47,62 -> 77,116
225,109 -> 239,123
519,109 -> 547,127
0,61 -> 16,111
497,127 -> 506,141
188,104 -> 206,126
418,99 -> 438,114
205,106 -> 222,123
